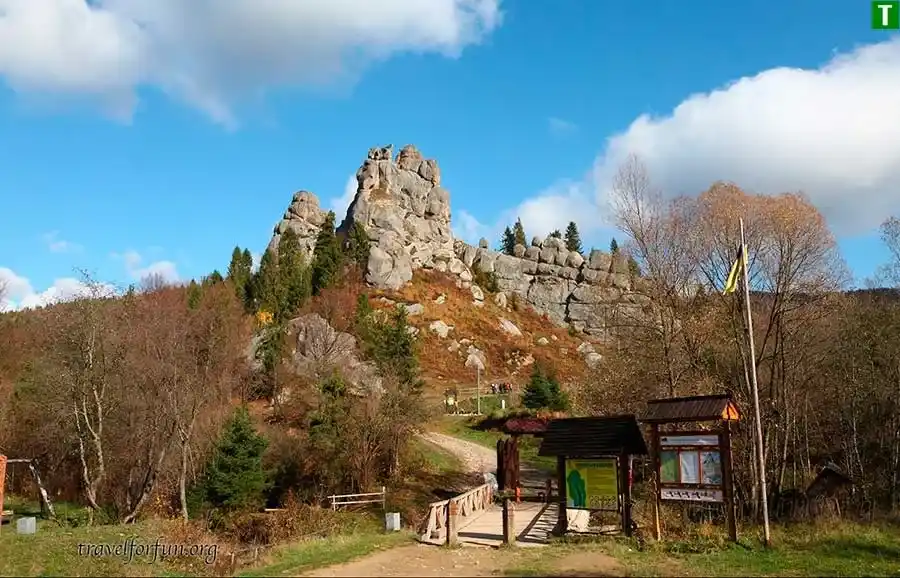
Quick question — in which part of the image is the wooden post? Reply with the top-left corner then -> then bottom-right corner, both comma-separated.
446,500 -> 459,546
0,455 -> 6,534
553,455 -> 568,536
650,424 -> 662,541
622,453 -> 633,537
496,439 -> 506,491
502,498 -> 516,545
721,422 -> 738,542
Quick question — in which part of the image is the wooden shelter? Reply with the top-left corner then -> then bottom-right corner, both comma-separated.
642,394 -> 741,541
538,415 -> 648,537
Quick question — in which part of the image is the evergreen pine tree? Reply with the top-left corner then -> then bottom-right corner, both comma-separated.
500,226 -> 516,255
347,221 -> 371,269
277,228 -> 311,319
550,229 -> 562,239
610,238 -> 619,254
522,363 -> 569,411
227,246 -> 253,304
513,218 -> 527,247
204,270 -> 224,285
254,247 -> 280,316
628,255 -> 641,277
186,280 -> 202,310
311,212 -> 343,295
197,406 -> 270,511
564,221 -> 583,253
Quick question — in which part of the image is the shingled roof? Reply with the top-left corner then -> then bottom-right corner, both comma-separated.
642,394 -> 740,424
538,415 -> 648,458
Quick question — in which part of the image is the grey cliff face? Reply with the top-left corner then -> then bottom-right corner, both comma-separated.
266,144 -> 650,335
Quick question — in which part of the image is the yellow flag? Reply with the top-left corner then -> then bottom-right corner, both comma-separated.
722,247 -> 744,295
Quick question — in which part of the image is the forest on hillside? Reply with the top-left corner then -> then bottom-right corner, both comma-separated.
1,154 -> 899,533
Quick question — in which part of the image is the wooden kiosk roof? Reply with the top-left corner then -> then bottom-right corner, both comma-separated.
642,394 -> 740,424
538,415 -> 648,458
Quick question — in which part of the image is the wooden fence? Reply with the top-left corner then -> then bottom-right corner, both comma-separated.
418,483 -> 493,545
327,487 -> 386,511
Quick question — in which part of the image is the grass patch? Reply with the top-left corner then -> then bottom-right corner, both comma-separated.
501,522 -> 900,577
414,437 -> 464,474
238,529 -> 414,577
0,517 -> 219,577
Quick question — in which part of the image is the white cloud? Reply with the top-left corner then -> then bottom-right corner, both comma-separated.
329,175 -> 359,219
452,209 -> 487,244
112,249 -> 180,283
462,38 -> 900,243
0,0 -> 502,124
42,230 -> 82,253
547,116 -> 577,136
0,267 -> 112,311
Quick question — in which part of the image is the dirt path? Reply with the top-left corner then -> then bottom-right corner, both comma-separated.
301,544 -> 627,577
418,432 -> 496,474
417,431 -> 549,487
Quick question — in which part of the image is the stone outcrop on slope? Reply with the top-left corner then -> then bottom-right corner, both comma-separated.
267,190 -> 328,259
454,236 -> 651,337
265,144 -> 650,336
339,144 -> 454,290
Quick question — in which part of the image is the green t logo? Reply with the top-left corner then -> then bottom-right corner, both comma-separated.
872,1 -> 900,29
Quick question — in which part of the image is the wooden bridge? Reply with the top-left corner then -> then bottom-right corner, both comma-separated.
417,483 -> 556,547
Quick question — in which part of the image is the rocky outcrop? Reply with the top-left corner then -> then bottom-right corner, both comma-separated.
289,314 -> 382,394
265,144 -> 651,338
339,145 -> 454,290
454,237 -> 650,338
267,191 -> 328,258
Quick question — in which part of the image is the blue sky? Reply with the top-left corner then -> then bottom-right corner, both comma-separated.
1,0 -> 898,308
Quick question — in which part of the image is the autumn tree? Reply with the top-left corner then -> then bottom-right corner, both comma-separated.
500,226 -> 516,255
564,221 -> 582,253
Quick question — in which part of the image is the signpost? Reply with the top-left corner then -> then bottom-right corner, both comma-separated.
642,394 -> 741,542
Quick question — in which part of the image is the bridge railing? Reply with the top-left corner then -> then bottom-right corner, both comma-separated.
418,483 -> 493,544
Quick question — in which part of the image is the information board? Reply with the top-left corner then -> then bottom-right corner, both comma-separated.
658,433 -> 724,503
565,458 -> 619,510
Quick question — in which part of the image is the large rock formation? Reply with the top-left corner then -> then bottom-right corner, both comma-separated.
267,190 -> 328,259
454,237 -> 650,338
340,145 -> 454,290
266,144 -> 650,335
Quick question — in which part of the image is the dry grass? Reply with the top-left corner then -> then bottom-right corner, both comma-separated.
371,270 -> 588,397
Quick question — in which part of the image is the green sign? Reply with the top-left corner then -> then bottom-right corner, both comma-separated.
565,458 -> 618,510
873,1 -> 900,29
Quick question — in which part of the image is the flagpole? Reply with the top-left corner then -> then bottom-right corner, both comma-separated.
739,217 -> 771,546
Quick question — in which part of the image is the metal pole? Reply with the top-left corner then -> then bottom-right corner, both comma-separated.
476,367 -> 481,415
739,218 -> 771,546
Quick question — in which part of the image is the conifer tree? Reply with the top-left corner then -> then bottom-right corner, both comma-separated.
500,226 -> 516,255
347,221 -> 371,269
513,218 -> 527,247
195,406 -> 269,511
254,247 -> 280,316
610,238 -> 619,254
522,363 -> 569,411
227,246 -> 253,303
311,212 -> 343,295
550,229 -> 562,239
564,221 -> 583,253
187,280 -> 202,310
277,228 -> 311,319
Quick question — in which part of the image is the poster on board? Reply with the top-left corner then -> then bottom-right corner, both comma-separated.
658,433 -> 724,503
565,458 -> 619,510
